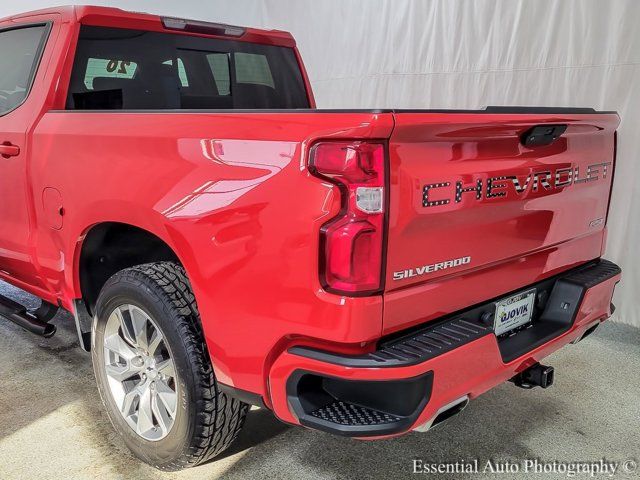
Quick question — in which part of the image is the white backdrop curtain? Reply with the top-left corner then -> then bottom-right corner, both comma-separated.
4,0 -> 639,326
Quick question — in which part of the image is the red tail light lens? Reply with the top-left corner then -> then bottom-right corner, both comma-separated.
309,141 -> 386,295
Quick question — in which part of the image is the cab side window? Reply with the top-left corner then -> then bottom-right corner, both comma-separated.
0,25 -> 48,115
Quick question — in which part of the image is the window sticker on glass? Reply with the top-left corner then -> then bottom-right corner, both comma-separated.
234,53 -> 274,88
84,58 -> 138,89
206,53 -> 231,95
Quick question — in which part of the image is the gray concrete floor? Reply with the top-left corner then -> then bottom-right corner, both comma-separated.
0,281 -> 638,480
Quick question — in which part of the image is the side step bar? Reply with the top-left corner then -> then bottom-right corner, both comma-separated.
0,295 -> 58,338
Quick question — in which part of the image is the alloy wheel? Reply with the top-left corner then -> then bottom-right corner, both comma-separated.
102,304 -> 178,441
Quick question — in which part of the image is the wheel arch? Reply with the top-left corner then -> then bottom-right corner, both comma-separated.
76,221 -> 186,315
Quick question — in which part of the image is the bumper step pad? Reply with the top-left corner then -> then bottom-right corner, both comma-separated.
373,318 -> 489,365
287,371 -> 433,437
289,316 -> 491,368
310,401 -> 401,426
562,259 -> 621,289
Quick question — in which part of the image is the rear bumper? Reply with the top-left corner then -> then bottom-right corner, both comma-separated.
267,259 -> 621,437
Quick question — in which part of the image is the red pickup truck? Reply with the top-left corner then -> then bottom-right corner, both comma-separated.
0,5 -> 621,471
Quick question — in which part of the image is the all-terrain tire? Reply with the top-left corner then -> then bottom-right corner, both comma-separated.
91,262 -> 248,470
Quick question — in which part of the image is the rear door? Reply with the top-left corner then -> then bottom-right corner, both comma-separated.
384,110 -> 619,332
0,22 -> 51,288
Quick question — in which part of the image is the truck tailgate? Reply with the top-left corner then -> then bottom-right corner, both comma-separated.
384,110 -> 619,334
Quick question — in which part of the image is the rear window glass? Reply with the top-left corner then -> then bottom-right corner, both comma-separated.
66,26 -> 309,110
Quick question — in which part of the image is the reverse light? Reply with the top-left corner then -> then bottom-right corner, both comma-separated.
309,141 -> 387,295
355,187 -> 384,213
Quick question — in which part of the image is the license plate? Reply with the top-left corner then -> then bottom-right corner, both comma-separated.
494,289 -> 536,336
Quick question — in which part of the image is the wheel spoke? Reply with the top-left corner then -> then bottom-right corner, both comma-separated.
121,384 -> 143,416
136,383 -> 155,436
115,307 -> 137,347
148,331 -> 163,357
128,305 -> 151,351
104,334 -> 137,361
156,379 -> 177,417
105,362 -> 141,382
151,389 -> 173,435
157,359 -> 176,379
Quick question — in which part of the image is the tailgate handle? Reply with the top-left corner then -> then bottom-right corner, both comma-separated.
521,124 -> 567,147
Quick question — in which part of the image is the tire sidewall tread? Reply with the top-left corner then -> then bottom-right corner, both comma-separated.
91,262 -> 248,471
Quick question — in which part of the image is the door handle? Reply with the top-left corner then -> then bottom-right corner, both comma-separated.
0,142 -> 20,158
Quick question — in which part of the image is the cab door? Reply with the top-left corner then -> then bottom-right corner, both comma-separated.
0,23 -> 51,289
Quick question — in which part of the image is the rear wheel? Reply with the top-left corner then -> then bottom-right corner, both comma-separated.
91,262 -> 248,470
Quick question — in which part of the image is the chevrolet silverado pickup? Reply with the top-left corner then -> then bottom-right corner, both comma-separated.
0,5 -> 621,471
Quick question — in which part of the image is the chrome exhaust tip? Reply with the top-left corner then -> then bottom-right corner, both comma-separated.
413,395 -> 469,432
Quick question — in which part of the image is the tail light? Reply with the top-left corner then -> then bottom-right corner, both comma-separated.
309,141 -> 387,295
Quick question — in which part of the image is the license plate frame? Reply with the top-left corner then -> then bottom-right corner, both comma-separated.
494,288 -> 536,336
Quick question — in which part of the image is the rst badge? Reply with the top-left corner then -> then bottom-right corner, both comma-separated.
393,256 -> 471,281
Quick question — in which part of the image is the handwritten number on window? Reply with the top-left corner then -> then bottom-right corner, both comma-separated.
106,60 -> 131,75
